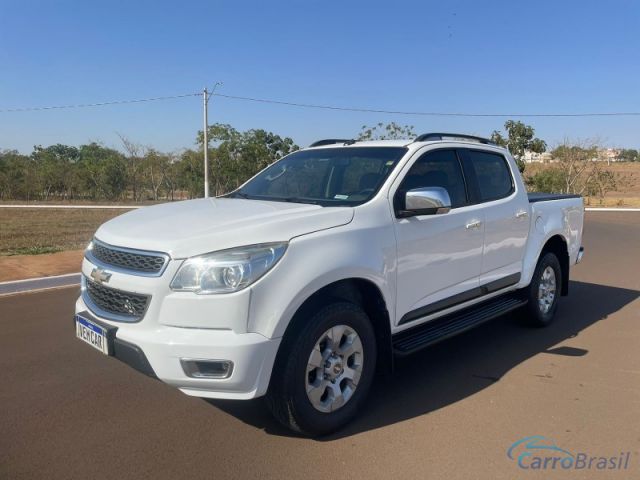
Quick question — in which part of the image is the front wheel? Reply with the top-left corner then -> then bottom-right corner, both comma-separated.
265,301 -> 377,436
524,252 -> 562,327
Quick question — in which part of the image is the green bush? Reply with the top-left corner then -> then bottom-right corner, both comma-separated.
525,168 -> 565,193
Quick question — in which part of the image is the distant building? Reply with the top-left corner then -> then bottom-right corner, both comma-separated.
522,147 -> 624,163
522,151 -> 553,163
597,148 -> 621,163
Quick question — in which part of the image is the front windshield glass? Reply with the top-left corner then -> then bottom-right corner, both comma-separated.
229,147 -> 408,206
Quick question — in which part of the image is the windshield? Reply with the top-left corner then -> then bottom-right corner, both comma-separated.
228,147 -> 408,206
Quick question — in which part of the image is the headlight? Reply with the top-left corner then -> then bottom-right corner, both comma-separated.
170,243 -> 287,294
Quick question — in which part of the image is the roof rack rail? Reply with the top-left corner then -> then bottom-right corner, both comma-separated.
414,132 -> 495,145
309,139 -> 356,147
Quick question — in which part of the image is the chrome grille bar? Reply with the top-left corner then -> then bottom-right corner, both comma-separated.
81,276 -> 150,322
86,238 -> 169,277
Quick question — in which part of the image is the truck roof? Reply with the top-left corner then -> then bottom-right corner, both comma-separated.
308,139 -> 413,148
307,133 -> 508,151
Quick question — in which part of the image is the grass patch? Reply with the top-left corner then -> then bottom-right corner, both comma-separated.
4,246 -> 63,256
0,208 -> 133,256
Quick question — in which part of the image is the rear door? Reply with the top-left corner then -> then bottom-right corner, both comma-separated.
459,148 -> 529,287
391,148 -> 485,326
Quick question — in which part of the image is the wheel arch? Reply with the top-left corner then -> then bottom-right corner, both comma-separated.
540,234 -> 570,296
269,277 -> 394,395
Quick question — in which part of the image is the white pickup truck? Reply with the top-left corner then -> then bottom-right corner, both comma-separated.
75,133 -> 584,435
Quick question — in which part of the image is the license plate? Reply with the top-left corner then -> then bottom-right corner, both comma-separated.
75,315 -> 109,355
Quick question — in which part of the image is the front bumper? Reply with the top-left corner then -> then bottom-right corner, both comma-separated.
75,297 -> 280,400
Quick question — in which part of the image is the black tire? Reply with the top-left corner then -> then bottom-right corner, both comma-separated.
265,301 -> 377,436
524,252 -> 562,327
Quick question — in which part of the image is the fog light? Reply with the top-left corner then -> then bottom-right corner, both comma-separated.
180,359 -> 233,379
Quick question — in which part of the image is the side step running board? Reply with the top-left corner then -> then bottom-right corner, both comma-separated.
392,295 -> 527,356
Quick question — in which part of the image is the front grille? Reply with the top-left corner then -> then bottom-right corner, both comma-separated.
83,277 -> 150,321
88,239 -> 168,275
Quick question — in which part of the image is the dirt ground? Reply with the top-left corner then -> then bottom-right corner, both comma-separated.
0,249 -> 84,282
0,208 -> 130,256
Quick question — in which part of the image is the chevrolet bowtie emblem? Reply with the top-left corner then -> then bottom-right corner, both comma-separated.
90,267 -> 112,284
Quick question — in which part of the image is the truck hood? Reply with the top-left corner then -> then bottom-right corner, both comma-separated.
94,198 -> 354,258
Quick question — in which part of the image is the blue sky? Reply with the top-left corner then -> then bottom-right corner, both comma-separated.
1,0 -> 639,153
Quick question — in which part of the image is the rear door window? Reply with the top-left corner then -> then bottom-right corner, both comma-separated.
462,150 -> 514,202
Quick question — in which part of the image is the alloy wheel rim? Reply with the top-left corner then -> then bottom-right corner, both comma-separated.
305,325 -> 364,413
538,266 -> 557,314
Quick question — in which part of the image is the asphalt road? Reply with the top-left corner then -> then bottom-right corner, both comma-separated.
2,212 -> 639,480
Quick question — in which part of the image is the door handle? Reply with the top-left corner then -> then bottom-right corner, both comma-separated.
516,210 -> 529,219
465,220 -> 482,230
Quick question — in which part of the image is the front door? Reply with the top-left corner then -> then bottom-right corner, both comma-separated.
392,148 -> 485,327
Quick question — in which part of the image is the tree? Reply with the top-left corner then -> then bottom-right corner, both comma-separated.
617,148 -> 639,162
586,164 -> 617,204
142,149 -> 171,201
526,168 -> 565,193
31,144 -> 80,199
162,153 -> 181,201
176,149 -> 204,199
523,138 -> 618,205
75,143 -> 127,200
118,134 -> 145,201
550,140 -> 599,195
491,120 -> 547,173
0,149 -> 31,200
357,122 -> 416,141
197,124 -> 299,196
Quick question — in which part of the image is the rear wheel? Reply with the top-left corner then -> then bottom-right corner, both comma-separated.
266,301 -> 377,436
524,252 -> 561,326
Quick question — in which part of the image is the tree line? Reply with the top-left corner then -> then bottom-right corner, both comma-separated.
0,121 -> 634,203
0,125 -> 298,201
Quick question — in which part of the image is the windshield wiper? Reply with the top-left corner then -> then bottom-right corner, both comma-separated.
278,197 -> 321,205
228,192 -> 321,205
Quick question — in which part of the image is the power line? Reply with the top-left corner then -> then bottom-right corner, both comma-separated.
212,93 -> 640,118
1,90 -> 640,118
0,92 -> 201,112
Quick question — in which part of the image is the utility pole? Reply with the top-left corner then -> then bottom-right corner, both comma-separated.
203,87 -> 209,197
202,82 -> 222,198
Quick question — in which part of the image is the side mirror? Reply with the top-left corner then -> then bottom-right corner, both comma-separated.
399,187 -> 451,217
